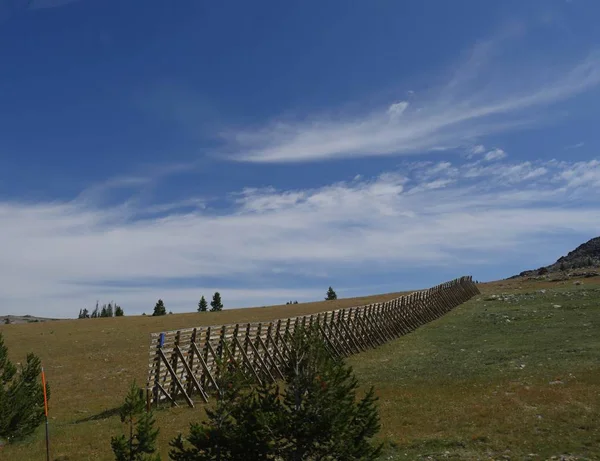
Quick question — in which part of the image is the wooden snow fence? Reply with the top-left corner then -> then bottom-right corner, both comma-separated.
146,276 -> 480,408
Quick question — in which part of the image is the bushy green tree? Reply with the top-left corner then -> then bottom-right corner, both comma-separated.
169,360 -> 260,461
209,293 -> 223,312
115,305 -> 124,317
0,333 -> 49,443
277,327 -> 381,461
152,300 -> 167,317
111,380 -> 160,461
325,286 -> 337,301
169,327 -> 381,461
197,296 -> 208,313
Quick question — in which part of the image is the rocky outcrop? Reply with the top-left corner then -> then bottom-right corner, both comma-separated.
552,236 -> 600,270
511,236 -> 600,278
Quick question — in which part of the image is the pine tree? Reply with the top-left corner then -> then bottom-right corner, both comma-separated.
152,300 -> 167,317
101,305 -> 108,318
111,380 -> 160,461
197,296 -> 208,313
168,359 -> 266,461
107,303 -> 114,318
115,305 -> 124,317
169,327 -> 381,461
325,286 -> 337,300
91,302 -> 100,318
209,292 -> 223,312
278,327 -> 381,460
80,308 -> 90,319
0,333 -> 50,443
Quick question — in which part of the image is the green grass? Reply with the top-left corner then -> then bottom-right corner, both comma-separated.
349,278 -> 600,460
1,277 -> 599,460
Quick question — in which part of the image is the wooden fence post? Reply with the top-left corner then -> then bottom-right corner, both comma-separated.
201,327 -> 211,390
152,333 -> 164,406
186,328 -> 197,397
170,331 -> 181,400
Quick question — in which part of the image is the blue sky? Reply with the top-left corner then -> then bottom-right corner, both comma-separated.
1,0 -> 600,318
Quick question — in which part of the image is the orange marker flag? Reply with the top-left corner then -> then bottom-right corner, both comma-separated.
41,367 -> 49,417
41,367 -> 50,461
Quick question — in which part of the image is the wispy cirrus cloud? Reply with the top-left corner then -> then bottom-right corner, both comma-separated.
470,145 -> 487,155
1,158 -> 599,318
217,37 -> 600,163
565,141 -> 585,149
558,159 -> 600,188
484,148 -> 508,161
27,0 -> 84,10
0,0 -> 84,20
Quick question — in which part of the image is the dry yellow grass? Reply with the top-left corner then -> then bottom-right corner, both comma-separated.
0,290 -> 408,460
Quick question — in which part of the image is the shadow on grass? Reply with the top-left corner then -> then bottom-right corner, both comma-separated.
72,401 -> 172,424
72,406 -> 121,424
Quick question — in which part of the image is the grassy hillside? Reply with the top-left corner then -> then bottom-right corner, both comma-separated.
0,290 -> 408,460
2,277 -> 600,460
352,276 -> 600,460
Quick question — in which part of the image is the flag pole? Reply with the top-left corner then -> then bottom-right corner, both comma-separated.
41,366 -> 50,461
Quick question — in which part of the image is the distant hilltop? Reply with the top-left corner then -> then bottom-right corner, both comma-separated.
1,315 -> 59,325
512,236 -> 600,279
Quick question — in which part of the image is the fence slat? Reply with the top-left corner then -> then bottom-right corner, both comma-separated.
158,348 -> 194,408
175,345 -> 209,403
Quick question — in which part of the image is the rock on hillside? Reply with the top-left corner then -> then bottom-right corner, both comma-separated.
513,236 -> 600,278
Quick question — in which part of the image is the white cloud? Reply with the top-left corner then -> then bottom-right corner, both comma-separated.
218,39 -> 600,163
463,161 -> 549,183
1,159 -> 600,318
484,148 -> 507,161
387,101 -> 409,117
565,141 -> 585,149
558,159 -> 600,188
470,145 -> 486,155
27,0 -> 83,10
